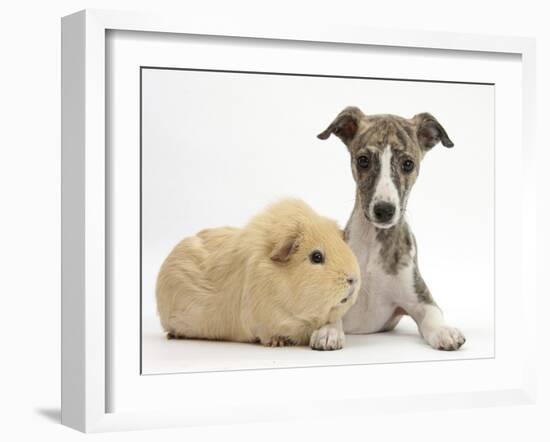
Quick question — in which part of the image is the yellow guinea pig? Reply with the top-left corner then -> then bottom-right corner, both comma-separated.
156,199 -> 360,350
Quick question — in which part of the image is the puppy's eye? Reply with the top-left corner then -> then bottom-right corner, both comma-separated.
357,155 -> 370,169
401,159 -> 415,173
309,250 -> 324,264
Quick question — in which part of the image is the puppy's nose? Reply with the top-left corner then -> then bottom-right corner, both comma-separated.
373,202 -> 396,223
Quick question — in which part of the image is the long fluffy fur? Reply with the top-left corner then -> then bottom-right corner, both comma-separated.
156,199 -> 360,347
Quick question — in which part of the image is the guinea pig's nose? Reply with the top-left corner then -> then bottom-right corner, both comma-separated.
346,275 -> 357,287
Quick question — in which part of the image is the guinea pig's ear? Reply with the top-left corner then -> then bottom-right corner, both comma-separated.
412,112 -> 454,151
270,233 -> 301,263
317,106 -> 365,146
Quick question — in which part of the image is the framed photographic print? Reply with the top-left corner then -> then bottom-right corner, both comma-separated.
61,9 -> 537,432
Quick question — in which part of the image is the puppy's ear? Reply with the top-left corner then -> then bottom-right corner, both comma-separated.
412,113 -> 454,151
317,106 -> 365,145
270,231 -> 301,263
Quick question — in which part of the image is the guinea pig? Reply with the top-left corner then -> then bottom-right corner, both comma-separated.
155,198 -> 360,349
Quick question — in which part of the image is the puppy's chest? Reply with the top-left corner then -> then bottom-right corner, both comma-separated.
355,241 -> 403,295
348,225 -> 414,303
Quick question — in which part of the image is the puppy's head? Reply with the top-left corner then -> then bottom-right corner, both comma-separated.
318,107 -> 454,229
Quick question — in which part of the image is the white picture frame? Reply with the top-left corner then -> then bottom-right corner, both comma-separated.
61,9 -> 537,433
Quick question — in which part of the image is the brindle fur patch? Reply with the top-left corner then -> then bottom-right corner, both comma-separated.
410,232 -> 436,305
355,149 -> 381,212
375,220 -> 413,275
413,265 -> 435,305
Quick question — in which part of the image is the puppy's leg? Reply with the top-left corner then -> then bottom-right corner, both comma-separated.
310,319 -> 345,351
405,269 -> 465,351
415,303 -> 465,350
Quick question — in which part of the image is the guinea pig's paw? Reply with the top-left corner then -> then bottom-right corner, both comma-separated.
310,324 -> 345,351
425,325 -> 466,351
263,336 -> 295,347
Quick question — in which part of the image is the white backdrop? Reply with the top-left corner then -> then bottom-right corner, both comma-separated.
1,0 -> 548,441
141,67 -> 495,371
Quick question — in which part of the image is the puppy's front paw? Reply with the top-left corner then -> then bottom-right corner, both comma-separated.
310,324 -> 345,351
425,325 -> 465,351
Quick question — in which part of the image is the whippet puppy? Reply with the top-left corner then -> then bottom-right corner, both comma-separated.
310,106 -> 465,351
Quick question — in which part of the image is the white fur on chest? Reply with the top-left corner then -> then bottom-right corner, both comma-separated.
343,209 -> 416,334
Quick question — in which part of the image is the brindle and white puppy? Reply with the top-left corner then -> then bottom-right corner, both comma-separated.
310,106 -> 466,351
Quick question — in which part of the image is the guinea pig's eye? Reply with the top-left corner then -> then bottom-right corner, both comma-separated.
401,158 -> 415,173
357,155 -> 370,169
309,250 -> 324,264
